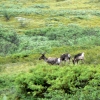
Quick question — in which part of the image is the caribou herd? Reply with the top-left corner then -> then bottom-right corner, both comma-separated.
39,52 -> 84,65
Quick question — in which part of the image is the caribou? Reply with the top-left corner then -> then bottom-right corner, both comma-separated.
72,52 -> 84,64
60,53 -> 71,64
39,53 -> 61,65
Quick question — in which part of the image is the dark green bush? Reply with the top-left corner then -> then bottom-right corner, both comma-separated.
24,28 -> 48,36
24,25 -> 100,46
2,10 -> 12,21
0,28 -> 19,56
33,4 -> 50,9
0,75 -> 15,90
15,65 -> 100,99
0,25 -> 100,61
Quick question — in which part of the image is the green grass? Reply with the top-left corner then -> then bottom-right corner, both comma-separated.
0,0 -> 100,31
0,46 -> 100,64
0,25 -> 100,57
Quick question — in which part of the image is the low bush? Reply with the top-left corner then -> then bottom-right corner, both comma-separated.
15,65 -> 100,99
24,25 -> 100,46
1,25 -> 100,56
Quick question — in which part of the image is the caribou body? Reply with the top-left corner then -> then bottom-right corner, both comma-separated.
39,53 -> 61,65
72,52 -> 84,64
60,53 -> 71,63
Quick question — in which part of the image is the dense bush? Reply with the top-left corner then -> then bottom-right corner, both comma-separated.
0,25 -> 100,58
33,4 -> 50,9
15,65 -> 100,99
24,25 -> 100,46
0,74 -> 17,100
0,27 -> 19,56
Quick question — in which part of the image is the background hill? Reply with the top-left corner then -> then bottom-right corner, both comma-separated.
0,0 -> 100,29
0,0 -> 100,57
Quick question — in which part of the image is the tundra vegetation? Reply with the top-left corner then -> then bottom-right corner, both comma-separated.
0,0 -> 100,99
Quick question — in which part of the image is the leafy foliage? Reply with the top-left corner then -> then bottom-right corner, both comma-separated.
15,65 -> 100,99
0,27 -> 19,56
1,25 -> 100,56
24,25 -> 100,46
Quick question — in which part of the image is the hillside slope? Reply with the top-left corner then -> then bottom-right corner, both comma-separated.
0,0 -> 100,32
0,0 -> 100,99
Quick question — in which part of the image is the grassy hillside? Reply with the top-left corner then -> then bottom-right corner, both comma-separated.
0,0 -> 100,56
0,0 -> 100,99
0,0 -> 100,54
0,0 -> 100,31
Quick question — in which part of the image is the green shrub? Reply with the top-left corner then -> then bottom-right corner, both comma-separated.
56,0 -> 66,2
15,65 -> 100,99
0,25 -> 100,63
33,4 -> 50,9
0,27 -> 19,56
0,75 -> 15,90
2,9 -> 12,21
24,25 -> 100,46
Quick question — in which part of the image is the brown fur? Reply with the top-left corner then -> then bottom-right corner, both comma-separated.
72,52 -> 84,64
39,54 -> 61,65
